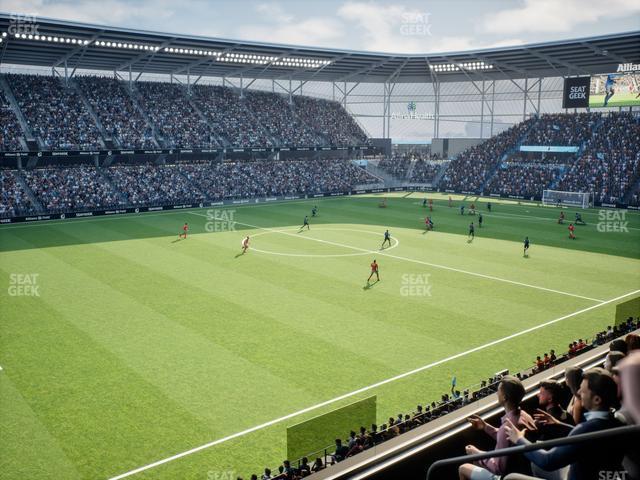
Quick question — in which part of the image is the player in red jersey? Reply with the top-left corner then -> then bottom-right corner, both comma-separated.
425,216 -> 433,231
448,196 -> 453,207
558,211 -> 565,224
367,259 -> 380,284
428,198 -> 433,212
241,236 -> 250,254
568,223 -> 576,239
179,222 -> 188,239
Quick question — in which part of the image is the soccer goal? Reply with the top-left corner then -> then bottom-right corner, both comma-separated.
542,190 -> 591,209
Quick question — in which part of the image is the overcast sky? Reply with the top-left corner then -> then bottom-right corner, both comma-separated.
2,0 -> 639,54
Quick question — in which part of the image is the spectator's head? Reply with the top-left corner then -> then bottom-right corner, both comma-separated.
604,351 -> 626,373
565,366 -> 583,395
578,368 -> 618,411
497,376 -> 525,409
538,380 -> 563,408
617,352 -> 640,423
610,338 -> 628,355
626,333 -> 640,352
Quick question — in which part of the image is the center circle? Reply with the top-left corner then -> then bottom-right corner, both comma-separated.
249,227 -> 400,258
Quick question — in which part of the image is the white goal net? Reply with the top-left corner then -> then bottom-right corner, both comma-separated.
542,190 -> 590,209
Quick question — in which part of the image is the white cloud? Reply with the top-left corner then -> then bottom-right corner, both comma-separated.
234,3 -> 344,47
0,0 -> 175,26
482,0 -> 640,35
255,3 -> 294,24
337,1 -> 432,53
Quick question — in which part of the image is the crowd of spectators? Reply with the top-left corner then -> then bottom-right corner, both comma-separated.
0,169 -> 35,217
245,90 -> 324,147
293,96 -> 369,146
106,163 -> 205,206
1,74 -> 371,151
378,155 -> 411,178
75,76 -> 156,149
191,84 -> 273,148
486,159 -> 564,198
0,89 -> 25,151
22,166 -> 124,213
7,74 -> 102,150
134,81 -> 218,149
179,159 -> 378,200
409,158 -> 442,183
440,119 -> 536,192
558,112 -> 640,204
239,317 -> 639,480
520,113 -> 600,146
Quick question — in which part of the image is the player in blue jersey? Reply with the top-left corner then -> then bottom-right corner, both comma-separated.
381,229 -> 392,249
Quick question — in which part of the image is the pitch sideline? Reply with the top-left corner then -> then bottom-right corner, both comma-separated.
108,288 -> 640,479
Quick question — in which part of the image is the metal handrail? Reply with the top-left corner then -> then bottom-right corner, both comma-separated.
425,424 -> 640,480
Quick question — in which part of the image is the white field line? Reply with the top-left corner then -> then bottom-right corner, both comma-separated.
189,212 -> 604,303
108,288 -> 640,480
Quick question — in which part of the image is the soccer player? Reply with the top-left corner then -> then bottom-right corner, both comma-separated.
524,236 -> 530,257
422,198 -> 427,208
179,222 -> 188,239
558,211 -> 565,224
469,202 -> 476,215
367,259 -> 380,284
460,205 -> 465,215
468,222 -> 475,240
428,198 -> 433,212
568,223 -> 576,240
301,215 -> 310,230
448,196 -> 453,208
312,206 -> 318,217
487,201 -> 492,212
478,212 -> 483,228
425,216 -> 434,231
575,212 -> 586,225
381,229 -> 392,249
603,74 -> 617,107
241,235 -> 250,254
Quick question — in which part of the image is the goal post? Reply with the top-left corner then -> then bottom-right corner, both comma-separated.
542,190 -> 590,209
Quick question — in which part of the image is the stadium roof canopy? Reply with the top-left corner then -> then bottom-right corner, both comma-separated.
1,13 -> 639,84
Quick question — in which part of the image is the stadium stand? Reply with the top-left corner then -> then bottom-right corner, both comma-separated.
133,81 -> 219,149
21,165 -> 124,213
6,73 -> 103,150
0,89 -> 25,151
191,84 -> 273,148
244,89 -> 325,147
293,95 -> 369,146
0,169 -> 36,217
439,119 -> 536,193
75,76 -> 156,149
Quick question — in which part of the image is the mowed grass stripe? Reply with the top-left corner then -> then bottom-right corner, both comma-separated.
0,267 -> 216,480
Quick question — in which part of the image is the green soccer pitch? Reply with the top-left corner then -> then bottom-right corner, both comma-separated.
1,192 -> 639,479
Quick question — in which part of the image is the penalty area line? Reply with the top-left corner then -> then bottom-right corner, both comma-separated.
107,288 -> 639,480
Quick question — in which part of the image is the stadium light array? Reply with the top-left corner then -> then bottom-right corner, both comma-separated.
10,31 -> 91,45
429,61 -> 493,72
217,53 -> 331,68
163,46 -> 220,56
96,40 -> 161,51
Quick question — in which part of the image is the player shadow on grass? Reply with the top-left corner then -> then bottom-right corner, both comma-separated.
171,238 -> 182,244
234,252 -> 245,258
363,280 -> 380,290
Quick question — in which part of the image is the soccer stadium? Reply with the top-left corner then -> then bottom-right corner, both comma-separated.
0,3 -> 639,480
